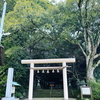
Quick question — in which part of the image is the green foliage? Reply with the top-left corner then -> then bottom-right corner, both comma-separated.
0,1 -> 3,17
69,89 -> 80,99
4,47 -> 30,98
5,0 -> 46,31
6,0 -> 16,13
94,66 -> 100,79
0,66 -> 8,98
88,80 -> 100,100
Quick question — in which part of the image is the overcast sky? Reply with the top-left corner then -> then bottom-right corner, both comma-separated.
55,0 -> 65,3
49,0 -> 66,3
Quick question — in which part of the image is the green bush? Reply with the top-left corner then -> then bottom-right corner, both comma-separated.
88,80 -> 100,100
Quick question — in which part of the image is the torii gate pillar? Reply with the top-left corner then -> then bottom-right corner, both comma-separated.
28,63 -> 34,99
63,62 -> 68,100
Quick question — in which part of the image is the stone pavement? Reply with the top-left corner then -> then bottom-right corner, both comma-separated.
24,98 -> 76,100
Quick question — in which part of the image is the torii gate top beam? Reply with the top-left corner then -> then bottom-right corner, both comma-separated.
21,58 -> 75,64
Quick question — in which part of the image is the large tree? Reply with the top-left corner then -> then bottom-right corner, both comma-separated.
59,0 -> 100,81
78,0 -> 100,81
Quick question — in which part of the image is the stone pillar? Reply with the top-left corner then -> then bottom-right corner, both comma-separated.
28,63 -> 34,100
62,62 -> 68,100
2,68 -> 14,100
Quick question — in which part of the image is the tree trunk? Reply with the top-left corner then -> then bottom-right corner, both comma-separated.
86,57 -> 95,81
87,66 -> 95,81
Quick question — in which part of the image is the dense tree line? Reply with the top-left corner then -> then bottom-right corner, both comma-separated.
0,0 -> 100,99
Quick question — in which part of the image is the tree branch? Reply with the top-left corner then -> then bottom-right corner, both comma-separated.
95,35 -> 100,50
78,43 -> 87,57
88,29 -> 94,50
94,54 -> 100,59
30,19 -> 53,40
83,30 -> 87,45
94,60 -> 100,68
68,70 -> 80,82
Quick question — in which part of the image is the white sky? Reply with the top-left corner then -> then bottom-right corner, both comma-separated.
55,0 -> 65,3
49,0 -> 66,3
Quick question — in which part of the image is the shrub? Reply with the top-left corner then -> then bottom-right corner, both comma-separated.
88,80 -> 100,100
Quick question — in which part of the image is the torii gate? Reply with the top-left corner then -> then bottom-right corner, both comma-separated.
21,58 -> 75,100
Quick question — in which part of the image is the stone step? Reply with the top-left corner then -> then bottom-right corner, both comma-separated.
24,98 -> 76,100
